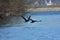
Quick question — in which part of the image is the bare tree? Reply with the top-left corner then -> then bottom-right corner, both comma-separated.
0,0 -> 28,26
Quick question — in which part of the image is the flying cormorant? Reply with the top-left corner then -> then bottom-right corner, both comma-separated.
21,16 -> 42,23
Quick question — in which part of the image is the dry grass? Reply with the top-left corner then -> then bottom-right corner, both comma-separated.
28,7 -> 60,12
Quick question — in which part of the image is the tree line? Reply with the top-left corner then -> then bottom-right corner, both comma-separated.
0,0 -> 28,26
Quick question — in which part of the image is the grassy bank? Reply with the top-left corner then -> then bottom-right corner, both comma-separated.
28,7 -> 60,12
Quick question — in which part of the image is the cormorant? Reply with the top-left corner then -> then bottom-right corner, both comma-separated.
21,16 -> 31,22
21,16 -> 42,23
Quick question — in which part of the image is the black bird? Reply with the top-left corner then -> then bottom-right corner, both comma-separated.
21,16 -> 31,22
30,19 -> 42,23
21,16 -> 42,23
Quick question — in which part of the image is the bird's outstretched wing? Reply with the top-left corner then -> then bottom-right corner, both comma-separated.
21,16 -> 27,22
21,16 -> 31,22
28,16 -> 31,20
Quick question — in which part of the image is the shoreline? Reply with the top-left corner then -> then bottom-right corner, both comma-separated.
27,7 -> 60,12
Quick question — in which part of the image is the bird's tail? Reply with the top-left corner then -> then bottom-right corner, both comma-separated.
39,20 -> 42,22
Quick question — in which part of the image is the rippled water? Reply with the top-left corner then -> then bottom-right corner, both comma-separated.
0,11 -> 60,40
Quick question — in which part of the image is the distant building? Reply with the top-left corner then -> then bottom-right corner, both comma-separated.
32,1 -> 40,8
27,0 -> 60,8
40,0 -> 60,6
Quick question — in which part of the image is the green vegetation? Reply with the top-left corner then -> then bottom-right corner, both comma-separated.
0,0 -> 28,26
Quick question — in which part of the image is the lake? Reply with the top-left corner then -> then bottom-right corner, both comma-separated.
0,11 -> 60,40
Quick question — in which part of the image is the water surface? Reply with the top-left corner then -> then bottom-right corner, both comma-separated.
0,11 -> 60,40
